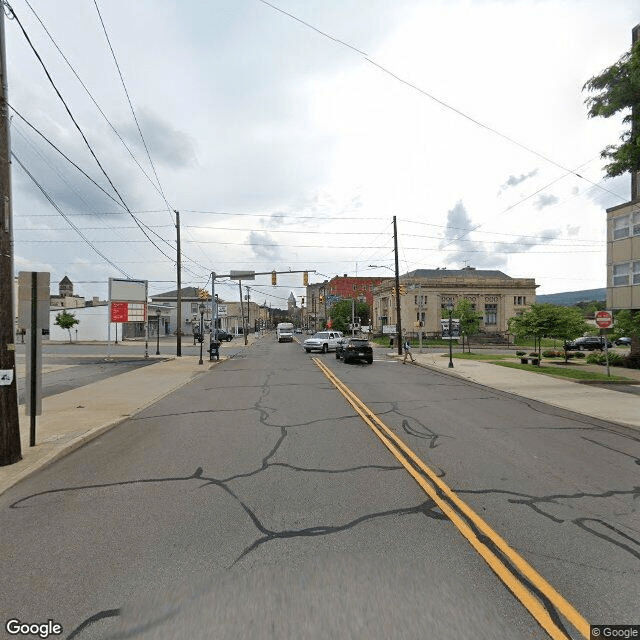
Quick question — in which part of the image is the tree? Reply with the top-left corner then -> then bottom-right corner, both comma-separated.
583,39 -> 640,178
54,310 -> 79,343
508,304 -> 588,362
453,299 -> 482,353
327,299 -> 370,333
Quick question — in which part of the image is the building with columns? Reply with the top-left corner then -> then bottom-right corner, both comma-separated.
372,267 -> 538,337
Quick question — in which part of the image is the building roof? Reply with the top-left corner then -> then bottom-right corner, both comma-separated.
404,268 -> 512,280
59,275 -> 73,285
151,287 -> 202,299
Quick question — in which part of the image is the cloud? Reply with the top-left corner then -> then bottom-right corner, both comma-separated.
119,108 -> 197,170
247,231 -> 284,261
533,193 -> 559,210
586,173 -> 631,209
498,169 -> 538,195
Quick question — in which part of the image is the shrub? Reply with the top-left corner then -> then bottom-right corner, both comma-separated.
587,352 -> 624,366
542,350 -> 563,358
573,351 -> 586,358
515,351 -> 526,356
529,352 -> 538,357
622,354 -> 640,369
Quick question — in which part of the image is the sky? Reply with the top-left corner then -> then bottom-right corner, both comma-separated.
5,0 -> 640,307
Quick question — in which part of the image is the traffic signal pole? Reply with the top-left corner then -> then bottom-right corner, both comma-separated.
0,7 -> 21,466
393,216 -> 402,355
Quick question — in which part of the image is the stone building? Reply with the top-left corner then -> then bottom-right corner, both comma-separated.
50,276 -> 85,309
372,267 -> 538,337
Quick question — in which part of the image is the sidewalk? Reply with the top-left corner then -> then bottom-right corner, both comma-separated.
396,350 -> 640,430
1,331 -> 272,496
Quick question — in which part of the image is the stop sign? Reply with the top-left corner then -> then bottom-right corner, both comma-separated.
595,310 -> 613,328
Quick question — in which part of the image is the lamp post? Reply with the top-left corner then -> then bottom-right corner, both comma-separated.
447,301 -> 454,369
198,303 -> 205,365
155,307 -> 161,355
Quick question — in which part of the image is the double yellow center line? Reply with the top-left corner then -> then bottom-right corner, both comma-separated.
314,357 -> 590,640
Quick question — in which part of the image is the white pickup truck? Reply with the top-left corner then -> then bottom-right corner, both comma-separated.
303,330 -> 343,353
276,322 -> 294,343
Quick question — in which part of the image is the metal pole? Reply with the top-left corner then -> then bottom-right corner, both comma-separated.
418,284 -> 423,353
30,272 -> 37,446
448,308 -> 454,368
175,210 -> 182,356
211,272 -> 217,338
0,5 -> 21,466
156,310 -> 160,355
198,310 -> 204,365
239,280 -> 247,344
393,216 -> 402,355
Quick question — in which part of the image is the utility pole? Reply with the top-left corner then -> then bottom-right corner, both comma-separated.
245,286 -> 250,336
239,281 -> 247,345
393,216 -> 402,355
175,210 -> 182,356
0,7 -> 21,466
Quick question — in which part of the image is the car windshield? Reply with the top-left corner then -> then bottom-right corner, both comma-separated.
312,333 -> 330,339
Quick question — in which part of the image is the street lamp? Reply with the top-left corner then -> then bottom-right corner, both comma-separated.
198,303 -> 205,365
155,307 -> 161,355
447,301 -> 454,369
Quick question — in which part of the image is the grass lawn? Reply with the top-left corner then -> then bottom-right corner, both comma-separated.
493,361 -> 632,382
449,353 -> 513,361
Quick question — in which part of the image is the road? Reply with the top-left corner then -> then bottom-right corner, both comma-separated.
1,338 -> 638,639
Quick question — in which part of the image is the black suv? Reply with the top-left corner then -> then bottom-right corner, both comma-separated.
211,329 -> 233,342
335,338 -> 373,364
564,336 -> 612,351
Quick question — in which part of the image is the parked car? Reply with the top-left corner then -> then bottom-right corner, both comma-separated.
211,329 -> 233,342
564,336 -> 612,351
336,337 -> 373,364
615,337 -> 632,346
303,331 -> 343,353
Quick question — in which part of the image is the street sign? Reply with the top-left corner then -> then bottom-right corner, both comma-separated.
595,310 -> 613,329
230,270 -> 255,280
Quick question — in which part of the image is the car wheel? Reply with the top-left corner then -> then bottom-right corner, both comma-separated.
322,344 -> 328,353
335,351 -> 340,360
305,348 -> 311,353
343,355 -> 351,364
366,356 -> 373,364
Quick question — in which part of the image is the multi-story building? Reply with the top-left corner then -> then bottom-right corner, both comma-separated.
606,200 -> 640,311
49,276 -> 85,309
306,275 -> 384,330
372,267 -> 538,337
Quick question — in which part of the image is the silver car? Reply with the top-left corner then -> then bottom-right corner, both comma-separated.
303,331 -> 343,353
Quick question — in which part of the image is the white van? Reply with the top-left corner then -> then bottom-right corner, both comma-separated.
276,322 -> 294,343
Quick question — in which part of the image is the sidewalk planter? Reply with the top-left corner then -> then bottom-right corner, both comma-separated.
520,357 -> 529,364
531,358 -> 539,366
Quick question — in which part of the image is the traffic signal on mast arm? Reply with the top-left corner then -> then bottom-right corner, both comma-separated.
303,271 -> 308,286
198,288 -> 209,299
272,271 -> 277,286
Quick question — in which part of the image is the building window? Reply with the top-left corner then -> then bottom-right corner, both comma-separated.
634,212 -> 640,236
613,263 -> 630,286
513,296 -> 526,306
485,304 -> 497,325
190,303 -> 199,314
613,214 -> 630,240
634,261 -> 640,285
353,285 -> 357,290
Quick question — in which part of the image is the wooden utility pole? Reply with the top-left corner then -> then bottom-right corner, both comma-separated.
393,216 -> 402,355
175,210 -> 182,356
632,24 -> 639,201
0,7 -> 21,466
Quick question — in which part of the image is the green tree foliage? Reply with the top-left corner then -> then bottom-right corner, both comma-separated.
508,304 -> 588,361
453,299 -> 482,353
54,310 -> 79,343
583,39 -> 640,178
327,299 -> 370,333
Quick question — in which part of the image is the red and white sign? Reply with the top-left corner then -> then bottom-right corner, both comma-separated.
595,310 -> 613,329
110,301 -> 147,323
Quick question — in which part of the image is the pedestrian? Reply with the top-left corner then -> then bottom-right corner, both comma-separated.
389,336 -> 394,348
403,337 -> 415,364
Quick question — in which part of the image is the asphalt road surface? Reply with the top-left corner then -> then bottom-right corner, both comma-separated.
1,338 -> 638,639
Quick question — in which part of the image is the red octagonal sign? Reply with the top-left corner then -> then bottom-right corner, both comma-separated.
595,310 -> 613,328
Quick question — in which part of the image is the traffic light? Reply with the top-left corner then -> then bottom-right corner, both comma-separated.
197,288 -> 209,299
319,295 -> 324,303
303,271 -> 308,286
271,271 -> 277,285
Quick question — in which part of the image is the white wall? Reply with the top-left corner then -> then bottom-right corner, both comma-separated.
49,306 -> 117,342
